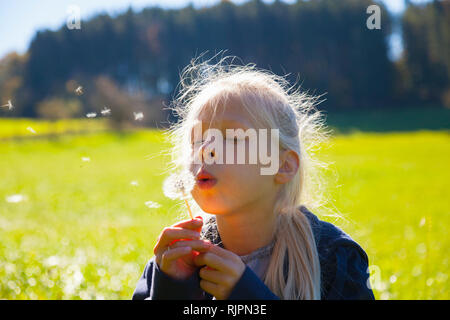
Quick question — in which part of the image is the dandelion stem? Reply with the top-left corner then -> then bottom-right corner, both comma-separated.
184,198 -> 193,220
183,192 -> 193,220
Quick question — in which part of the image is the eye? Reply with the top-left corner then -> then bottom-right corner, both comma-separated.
227,137 -> 241,143
191,140 -> 205,146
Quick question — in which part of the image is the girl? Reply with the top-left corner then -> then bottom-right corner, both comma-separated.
132,56 -> 375,300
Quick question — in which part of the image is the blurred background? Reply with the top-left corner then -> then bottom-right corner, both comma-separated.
0,0 -> 448,300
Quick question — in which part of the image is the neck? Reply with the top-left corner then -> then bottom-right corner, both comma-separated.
215,195 -> 278,256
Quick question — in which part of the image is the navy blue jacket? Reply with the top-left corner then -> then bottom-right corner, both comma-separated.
132,206 -> 375,300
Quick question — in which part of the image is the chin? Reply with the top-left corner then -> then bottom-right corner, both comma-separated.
192,186 -> 247,215
196,202 -> 226,215
193,197 -> 233,215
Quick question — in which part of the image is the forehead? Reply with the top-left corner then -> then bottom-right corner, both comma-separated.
195,93 -> 255,128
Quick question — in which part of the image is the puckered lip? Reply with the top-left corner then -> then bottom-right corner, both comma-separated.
196,169 -> 216,181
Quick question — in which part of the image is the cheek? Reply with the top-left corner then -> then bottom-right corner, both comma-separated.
223,163 -> 271,197
191,165 -> 274,215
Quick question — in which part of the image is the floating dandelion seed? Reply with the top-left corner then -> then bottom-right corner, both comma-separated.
75,86 -> 84,95
163,170 -> 196,219
81,157 -> 90,162
1,99 -> 13,110
130,180 -> 139,186
145,201 -> 161,209
86,112 -> 97,118
101,107 -> 111,116
6,194 -> 27,203
26,127 -> 37,134
133,112 -> 144,121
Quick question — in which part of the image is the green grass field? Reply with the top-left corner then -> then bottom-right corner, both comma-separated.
0,115 -> 449,300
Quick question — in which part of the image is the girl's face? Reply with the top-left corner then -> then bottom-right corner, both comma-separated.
189,94 -> 281,216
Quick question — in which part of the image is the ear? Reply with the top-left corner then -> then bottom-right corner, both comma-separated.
274,149 -> 299,184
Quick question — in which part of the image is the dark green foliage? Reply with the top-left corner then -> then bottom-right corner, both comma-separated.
0,0 -> 448,122
398,0 -> 450,106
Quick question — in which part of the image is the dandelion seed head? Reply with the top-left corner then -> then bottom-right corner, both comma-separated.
133,112 -> 144,121
163,170 -> 196,200
86,112 -> 97,118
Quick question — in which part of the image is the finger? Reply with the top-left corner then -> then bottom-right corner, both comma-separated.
199,279 -> 222,298
154,227 -> 201,255
170,239 -> 212,252
171,216 -> 203,235
172,216 -> 203,231
199,266 -> 233,286
207,244 -> 237,261
161,246 -> 192,264
194,252 -> 235,275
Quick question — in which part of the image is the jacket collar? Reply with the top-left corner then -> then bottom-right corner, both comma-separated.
201,205 -> 322,249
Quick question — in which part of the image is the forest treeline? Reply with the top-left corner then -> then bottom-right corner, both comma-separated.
0,0 -> 449,126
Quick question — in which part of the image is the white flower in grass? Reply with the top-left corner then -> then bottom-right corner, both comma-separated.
6,194 -> 27,203
26,127 -> 36,134
86,112 -> 97,118
419,217 -> 426,227
44,255 -> 61,267
145,201 -> 161,209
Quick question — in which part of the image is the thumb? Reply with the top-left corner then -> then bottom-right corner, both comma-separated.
194,215 -> 203,233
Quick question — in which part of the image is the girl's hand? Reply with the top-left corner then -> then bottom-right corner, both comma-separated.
193,245 -> 246,300
153,216 -> 211,280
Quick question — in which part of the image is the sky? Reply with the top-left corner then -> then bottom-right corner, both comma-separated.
0,0 -> 432,61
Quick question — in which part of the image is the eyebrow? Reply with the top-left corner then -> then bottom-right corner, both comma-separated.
195,119 -> 250,129
222,119 -> 249,127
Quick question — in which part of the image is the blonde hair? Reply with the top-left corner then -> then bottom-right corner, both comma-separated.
165,54 -> 333,300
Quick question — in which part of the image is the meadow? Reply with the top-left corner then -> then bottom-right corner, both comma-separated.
0,110 -> 449,299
